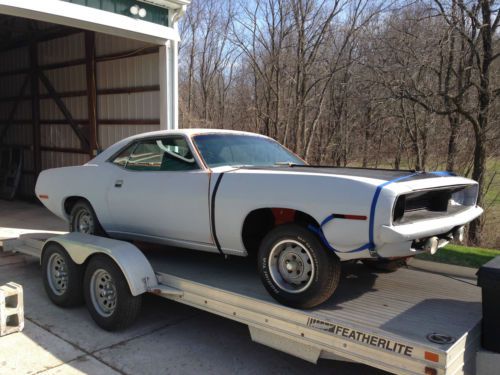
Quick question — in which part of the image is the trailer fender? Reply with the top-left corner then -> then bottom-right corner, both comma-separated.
41,232 -> 157,296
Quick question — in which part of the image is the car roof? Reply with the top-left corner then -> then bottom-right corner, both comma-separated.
91,128 -> 270,163
131,128 -> 268,138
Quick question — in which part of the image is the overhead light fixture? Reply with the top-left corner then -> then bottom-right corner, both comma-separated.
130,5 -> 140,16
130,4 -> 147,18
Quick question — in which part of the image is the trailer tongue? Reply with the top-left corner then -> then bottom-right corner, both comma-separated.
3,233 -> 481,375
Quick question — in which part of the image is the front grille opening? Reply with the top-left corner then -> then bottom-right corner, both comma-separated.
405,190 -> 451,212
393,185 -> 470,225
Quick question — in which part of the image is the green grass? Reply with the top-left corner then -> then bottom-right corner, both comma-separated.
416,244 -> 500,268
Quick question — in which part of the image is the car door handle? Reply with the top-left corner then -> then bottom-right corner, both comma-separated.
114,180 -> 123,188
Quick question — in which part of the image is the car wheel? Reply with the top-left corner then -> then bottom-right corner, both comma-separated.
258,224 -> 341,309
41,243 -> 84,307
70,200 -> 105,236
361,258 -> 407,272
84,255 -> 142,331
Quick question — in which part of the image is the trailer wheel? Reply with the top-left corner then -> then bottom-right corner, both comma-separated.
258,224 -> 341,309
70,200 -> 105,236
361,258 -> 407,272
84,255 -> 141,331
41,243 -> 84,307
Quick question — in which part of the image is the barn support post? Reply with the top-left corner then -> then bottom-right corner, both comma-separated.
29,42 -> 41,177
85,31 -> 98,157
159,40 -> 178,130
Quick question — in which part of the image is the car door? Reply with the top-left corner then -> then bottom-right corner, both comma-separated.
105,135 -> 212,246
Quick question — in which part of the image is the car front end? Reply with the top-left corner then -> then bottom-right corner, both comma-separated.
373,175 -> 483,259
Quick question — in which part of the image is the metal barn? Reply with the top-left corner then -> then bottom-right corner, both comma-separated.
0,0 -> 188,197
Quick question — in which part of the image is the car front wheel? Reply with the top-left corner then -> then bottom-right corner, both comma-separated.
258,224 -> 341,309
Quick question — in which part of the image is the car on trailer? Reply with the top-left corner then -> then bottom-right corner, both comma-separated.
35,129 -> 483,308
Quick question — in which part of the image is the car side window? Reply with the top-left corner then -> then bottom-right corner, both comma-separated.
112,143 -> 136,167
113,137 -> 198,171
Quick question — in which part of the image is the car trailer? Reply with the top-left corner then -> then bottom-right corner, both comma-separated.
1,232 -> 497,375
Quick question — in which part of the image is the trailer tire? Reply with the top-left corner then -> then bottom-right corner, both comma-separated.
258,224 -> 341,309
361,258 -> 407,272
70,200 -> 105,236
84,255 -> 142,331
41,243 -> 84,307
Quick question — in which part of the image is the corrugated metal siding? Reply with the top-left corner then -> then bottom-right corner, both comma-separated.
41,151 -> 88,170
97,54 -> 159,88
41,65 -> 87,93
95,33 -> 160,150
0,45 -> 33,196
98,92 -> 159,120
95,33 -> 152,55
0,47 -> 29,72
1,22 -> 161,198
38,33 -> 85,65
99,124 -> 159,148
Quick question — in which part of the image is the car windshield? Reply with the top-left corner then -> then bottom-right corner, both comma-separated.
192,134 -> 304,168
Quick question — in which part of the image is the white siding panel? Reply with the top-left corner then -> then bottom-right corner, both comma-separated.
0,47 -> 29,72
19,174 -> 35,197
41,124 -> 81,149
98,92 -> 159,120
40,65 -> 87,93
40,97 -> 88,120
10,100 -> 32,121
0,74 -> 28,97
3,124 -> 32,145
22,150 -> 34,172
99,124 -> 159,149
97,53 -> 159,89
38,33 -> 85,65
41,151 -> 88,170
95,33 -> 152,56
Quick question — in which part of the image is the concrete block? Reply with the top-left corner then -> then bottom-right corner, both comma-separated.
0,282 -> 24,336
476,347 -> 500,375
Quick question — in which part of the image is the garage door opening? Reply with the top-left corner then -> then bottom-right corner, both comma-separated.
0,15 -> 167,198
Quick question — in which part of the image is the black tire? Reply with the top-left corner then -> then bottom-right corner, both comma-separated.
83,255 -> 142,331
41,243 -> 84,307
69,200 -> 105,236
361,258 -> 407,272
258,224 -> 341,309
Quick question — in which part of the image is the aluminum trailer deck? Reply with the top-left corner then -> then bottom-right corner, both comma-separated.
2,233 -> 481,375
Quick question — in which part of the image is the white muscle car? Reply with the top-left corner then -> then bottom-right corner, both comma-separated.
35,129 -> 483,308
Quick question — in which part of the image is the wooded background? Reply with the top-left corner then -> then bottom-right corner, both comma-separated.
177,0 -> 499,248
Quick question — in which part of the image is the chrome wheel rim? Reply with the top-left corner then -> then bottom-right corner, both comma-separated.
90,269 -> 117,317
75,208 -> 94,234
47,253 -> 68,296
268,239 -> 315,294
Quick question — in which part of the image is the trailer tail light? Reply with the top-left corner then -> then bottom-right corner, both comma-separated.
38,194 -> 49,200
424,351 -> 439,362
424,367 -> 437,375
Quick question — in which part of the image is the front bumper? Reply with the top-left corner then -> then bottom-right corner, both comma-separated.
379,205 -> 483,243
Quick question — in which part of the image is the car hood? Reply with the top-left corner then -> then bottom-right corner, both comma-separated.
225,165 -> 444,182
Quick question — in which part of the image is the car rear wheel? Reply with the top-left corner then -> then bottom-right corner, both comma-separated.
258,224 -> 341,309
70,200 -> 105,236
83,255 -> 142,331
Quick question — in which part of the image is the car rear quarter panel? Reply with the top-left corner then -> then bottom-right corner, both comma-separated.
35,163 -> 111,224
